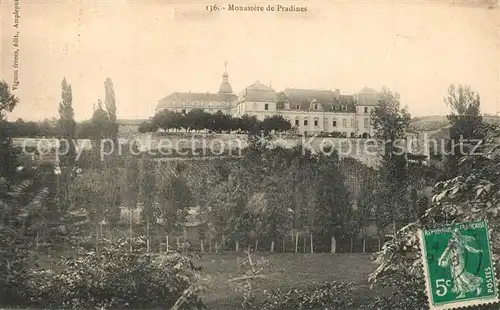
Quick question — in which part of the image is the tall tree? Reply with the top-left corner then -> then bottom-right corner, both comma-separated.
0,80 -> 19,180
58,78 -> 77,167
104,78 -> 118,145
303,151 -> 352,252
370,88 -> 412,235
150,162 -> 193,252
139,158 -> 156,252
124,154 -> 140,252
89,99 -> 110,151
443,84 -> 485,179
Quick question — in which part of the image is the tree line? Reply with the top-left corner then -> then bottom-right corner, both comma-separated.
140,109 -> 293,135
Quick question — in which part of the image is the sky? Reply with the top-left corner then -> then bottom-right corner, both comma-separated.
1,0 -> 499,121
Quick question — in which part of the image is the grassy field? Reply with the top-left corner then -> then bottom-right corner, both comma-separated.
197,252 -> 384,309
33,251 -> 384,309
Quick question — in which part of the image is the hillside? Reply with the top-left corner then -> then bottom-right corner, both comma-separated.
409,115 -> 500,139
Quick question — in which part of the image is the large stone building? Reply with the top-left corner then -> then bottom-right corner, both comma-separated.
156,64 -> 379,137
156,62 -> 237,115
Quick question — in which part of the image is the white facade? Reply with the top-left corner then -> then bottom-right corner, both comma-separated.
230,84 -> 378,137
156,68 -> 380,137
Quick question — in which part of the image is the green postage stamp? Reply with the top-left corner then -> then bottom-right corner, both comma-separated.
419,220 -> 499,309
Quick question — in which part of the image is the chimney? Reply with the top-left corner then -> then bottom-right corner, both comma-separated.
334,89 -> 340,100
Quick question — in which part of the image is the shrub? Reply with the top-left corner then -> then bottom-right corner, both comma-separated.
0,166 -> 53,307
261,281 -> 355,310
27,238 -> 205,309
0,225 -> 38,305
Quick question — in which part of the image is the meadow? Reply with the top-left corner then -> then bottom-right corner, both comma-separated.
33,251 -> 384,309
197,253 -> 383,309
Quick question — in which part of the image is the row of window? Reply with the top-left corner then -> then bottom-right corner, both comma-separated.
289,117 -> 370,129
251,103 -> 371,113
171,100 -> 227,107
310,103 -> 348,111
176,108 -> 223,114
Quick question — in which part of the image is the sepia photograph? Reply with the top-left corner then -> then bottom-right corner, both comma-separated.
0,0 -> 499,309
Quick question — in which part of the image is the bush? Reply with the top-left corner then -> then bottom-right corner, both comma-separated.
26,238 -> 205,309
0,226 -> 38,306
261,281 -> 355,310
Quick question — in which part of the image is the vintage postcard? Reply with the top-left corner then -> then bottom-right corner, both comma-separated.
0,0 -> 499,309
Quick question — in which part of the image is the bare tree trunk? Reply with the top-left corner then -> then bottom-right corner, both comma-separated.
215,240 -> 218,253
177,236 -> 180,249
209,238 -> 212,252
166,235 -> 169,252
282,238 -> 285,253
295,231 -> 299,253
310,234 -> 314,254
271,240 -> 275,252
35,231 -> 39,250
235,240 -> 239,252
255,239 -> 258,252
362,227 -> 366,253
146,215 -> 150,252
129,208 -> 133,253
331,236 -> 336,254
201,239 -> 204,252
95,222 -> 99,254
378,236 -> 382,251
303,236 -> 306,253
350,237 -> 354,253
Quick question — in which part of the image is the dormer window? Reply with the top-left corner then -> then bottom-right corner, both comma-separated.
364,107 -> 369,113
296,105 -> 300,110
342,105 -> 347,111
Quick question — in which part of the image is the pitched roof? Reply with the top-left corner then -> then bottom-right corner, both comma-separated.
242,81 -> 277,102
157,92 -> 237,109
358,87 -> 378,94
356,87 -> 380,106
280,88 -> 356,112
283,88 -> 336,103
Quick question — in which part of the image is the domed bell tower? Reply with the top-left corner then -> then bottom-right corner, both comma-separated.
218,61 -> 233,94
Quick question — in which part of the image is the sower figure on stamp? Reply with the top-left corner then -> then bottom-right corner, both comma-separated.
438,228 -> 483,299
